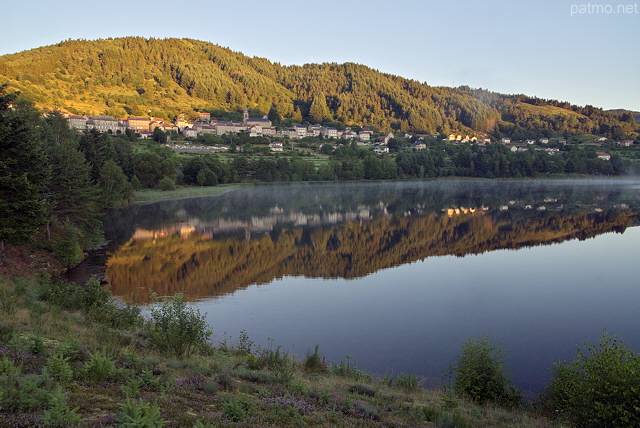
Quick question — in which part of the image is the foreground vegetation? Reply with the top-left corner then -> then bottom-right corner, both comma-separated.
0,275 -> 551,427
2,271 -> 640,427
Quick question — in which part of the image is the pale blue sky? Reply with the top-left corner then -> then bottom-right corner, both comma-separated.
1,0 -> 638,111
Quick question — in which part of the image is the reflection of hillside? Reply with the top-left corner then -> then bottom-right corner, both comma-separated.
106,209 -> 637,302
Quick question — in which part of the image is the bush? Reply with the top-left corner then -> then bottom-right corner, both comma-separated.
158,176 -> 176,191
222,394 -> 255,422
52,222 -> 84,267
0,288 -> 18,315
87,300 -> 141,329
39,386 -> 82,427
44,353 -> 74,382
451,336 -> 522,407
38,277 -> 109,312
303,345 -> 327,373
116,398 -> 166,427
82,351 -> 117,382
396,373 -> 420,392
540,331 -> 640,427
146,293 -> 211,358
332,355 -> 372,382
354,402 -> 380,420
349,384 -> 376,396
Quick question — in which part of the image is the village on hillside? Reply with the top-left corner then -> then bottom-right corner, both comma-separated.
66,106 -> 373,141
63,107 -> 633,159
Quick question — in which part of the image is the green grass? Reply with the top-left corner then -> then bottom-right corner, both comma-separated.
133,184 -> 247,202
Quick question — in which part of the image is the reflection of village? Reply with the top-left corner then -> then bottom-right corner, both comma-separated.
131,204 -> 383,241
130,196 -> 634,243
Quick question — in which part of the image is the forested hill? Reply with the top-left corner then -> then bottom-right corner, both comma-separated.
0,37 -> 636,137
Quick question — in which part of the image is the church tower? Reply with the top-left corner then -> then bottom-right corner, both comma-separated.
243,105 -> 249,124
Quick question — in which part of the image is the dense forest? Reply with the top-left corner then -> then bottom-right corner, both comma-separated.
0,37 -> 637,137
105,208 -> 637,302
0,85 -> 133,265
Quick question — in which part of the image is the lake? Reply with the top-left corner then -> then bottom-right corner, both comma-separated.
100,179 -> 640,396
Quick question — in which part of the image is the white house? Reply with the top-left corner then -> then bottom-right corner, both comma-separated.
270,142 -> 284,152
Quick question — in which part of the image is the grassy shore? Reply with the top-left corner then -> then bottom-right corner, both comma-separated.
0,274 -> 562,427
131,174 -> 640,204
133,184 -> 250,202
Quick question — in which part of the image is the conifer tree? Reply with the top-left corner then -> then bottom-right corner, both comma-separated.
0,86 -> 48,255
309,93 -> 331,123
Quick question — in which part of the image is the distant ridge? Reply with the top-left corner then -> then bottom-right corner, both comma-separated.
0,37 -> 636,136
608,109 -> 640,125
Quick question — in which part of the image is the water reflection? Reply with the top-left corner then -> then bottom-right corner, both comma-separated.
103,180 -> 640,302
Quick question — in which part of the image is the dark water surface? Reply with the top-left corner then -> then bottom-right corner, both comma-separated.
102,179 -> 640,394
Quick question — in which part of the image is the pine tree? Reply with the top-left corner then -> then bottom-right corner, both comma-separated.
309,93 -> 331,123
0,86 -> 48,255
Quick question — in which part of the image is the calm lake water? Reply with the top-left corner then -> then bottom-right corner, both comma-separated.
101,179 -> 640,395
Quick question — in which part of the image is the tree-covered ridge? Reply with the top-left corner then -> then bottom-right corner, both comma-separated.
0,37 -> 636,137
105,208 -> 637,302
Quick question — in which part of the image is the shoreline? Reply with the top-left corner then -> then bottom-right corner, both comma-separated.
131,174 -> 639,204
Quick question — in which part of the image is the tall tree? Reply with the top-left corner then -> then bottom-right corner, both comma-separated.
309,93 -> 331,123
0,86 -> 48,255
98,160 -> 132,207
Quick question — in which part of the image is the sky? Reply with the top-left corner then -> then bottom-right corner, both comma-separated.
1,0 -> 638,111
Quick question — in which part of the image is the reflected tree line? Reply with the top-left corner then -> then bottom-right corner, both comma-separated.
105,204 -> 638,302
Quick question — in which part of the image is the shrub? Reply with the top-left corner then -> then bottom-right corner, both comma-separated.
39,386 -> 82,427
0,355 -> 21,376
437,411 -> 468,428
121,379 -> 142,398
303,345 -> 327,373
203,382 -> 218,395
38,277 -> 109,312
146,293 -> 211,359
222,394 -> 255,422
44,353 -> 74,382
0,323 -> 16,343
234,369 -> 277,384
354,402 -> 380,420
217,371 -> 234,391
0,288 -> 18,315
87,300 -> 141,329
0,372 -> 54,412
116,398 -> 166,427
82,351 -> 117,382
258,347 -> 295,385
396,373 -> 420,392
451,336 -> 522,407
349,384 -> 376,396
158,176 -> 176,191
540,331 -> 640,427
139,369 -> 161,390
52,222 -> 84,267
332,355 -> 372,382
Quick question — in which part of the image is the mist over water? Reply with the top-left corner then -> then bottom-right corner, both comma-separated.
102,179 -> 640,393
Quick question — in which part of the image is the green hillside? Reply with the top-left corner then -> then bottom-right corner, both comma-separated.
0,37 -> 636,137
